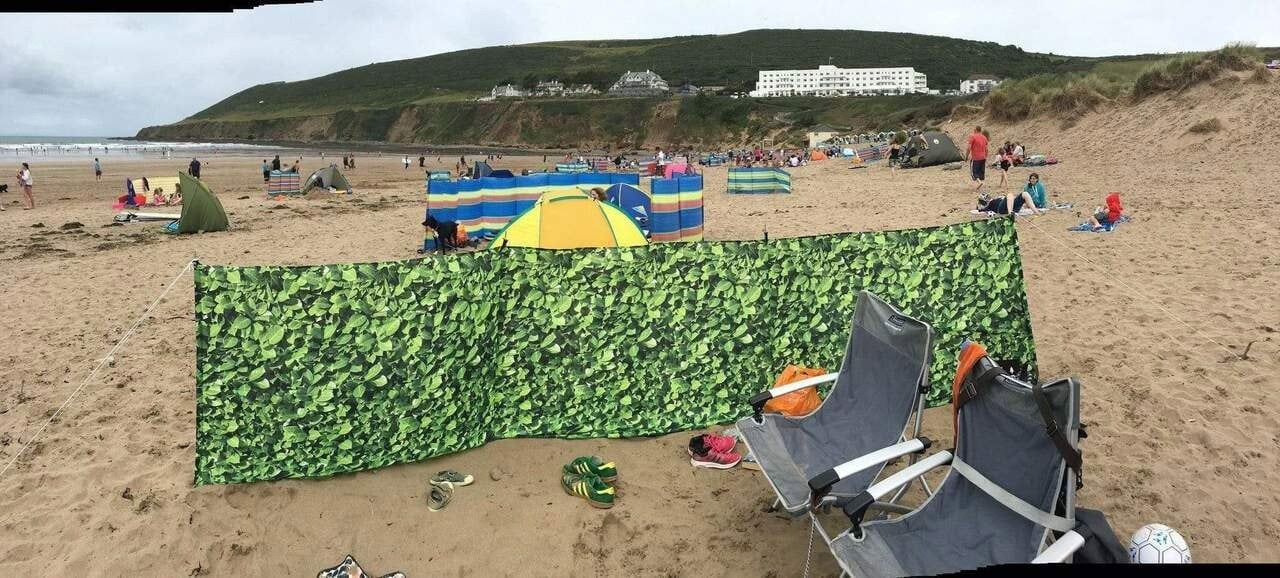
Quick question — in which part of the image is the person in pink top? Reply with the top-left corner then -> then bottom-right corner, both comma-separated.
964,126 -> 989,193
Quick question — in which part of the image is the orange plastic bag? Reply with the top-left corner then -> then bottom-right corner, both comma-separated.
764,365 -> 826,417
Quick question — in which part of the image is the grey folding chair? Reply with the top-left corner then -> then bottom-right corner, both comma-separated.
815,350 -> 1107,576
736,291 -> 934,518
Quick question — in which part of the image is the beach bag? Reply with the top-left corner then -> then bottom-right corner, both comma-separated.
1070,508 -> 1129,564
763,365 -> 826,416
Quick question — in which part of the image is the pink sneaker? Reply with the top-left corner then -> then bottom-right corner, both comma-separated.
687,433 -> 737,457
690,448 -> 742,469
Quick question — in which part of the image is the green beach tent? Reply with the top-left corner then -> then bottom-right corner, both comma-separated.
175,172 -> 229,233
301,166 -> 352,194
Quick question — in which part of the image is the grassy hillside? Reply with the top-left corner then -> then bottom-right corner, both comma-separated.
185,29 -> 1092,122
137,93 -> 975,150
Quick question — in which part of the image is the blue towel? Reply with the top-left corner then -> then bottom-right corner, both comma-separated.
1069,215 -> 1130,232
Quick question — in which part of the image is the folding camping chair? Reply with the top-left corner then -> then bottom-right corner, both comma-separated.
815,345 -> 1117,576
736,291 -> 934,518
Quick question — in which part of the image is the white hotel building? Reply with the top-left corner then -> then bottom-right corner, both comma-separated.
750,65 -> 928,97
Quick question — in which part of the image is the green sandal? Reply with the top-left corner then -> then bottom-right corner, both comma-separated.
427,481 -> 453,512
431,470 -> 474,487
561,473 -> 615,509
563,456 -> 618,482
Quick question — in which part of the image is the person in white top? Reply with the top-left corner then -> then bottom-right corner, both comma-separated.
655,147 -> 666,166
402,156 -> 410,170
17,163 -> 34,209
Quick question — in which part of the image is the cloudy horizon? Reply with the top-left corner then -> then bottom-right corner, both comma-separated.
3,0 -> 1276,137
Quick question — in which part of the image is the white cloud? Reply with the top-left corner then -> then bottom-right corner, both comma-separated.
2,0 -> 1275,136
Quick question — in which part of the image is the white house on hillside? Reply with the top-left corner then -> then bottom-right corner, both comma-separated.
749,65 -> 928,97
491,84 -> 526,98
608,70 -> 670,97
960,75 -> 1002,94
534,80 -> 565,96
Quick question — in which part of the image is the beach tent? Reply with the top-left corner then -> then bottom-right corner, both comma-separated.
604,183 -> 651,233
490,191 -> 647,249
174,172 -> 228,233
910,131 -> 964,167
473,161 -> 493,178
301,166 -> 352,194
489,169 -> 515,178
727,167 -> 792,194
809,149 -> 828,161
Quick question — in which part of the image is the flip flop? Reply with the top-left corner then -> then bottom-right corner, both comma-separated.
431,470 -> 474,487
428,481 -> 453,511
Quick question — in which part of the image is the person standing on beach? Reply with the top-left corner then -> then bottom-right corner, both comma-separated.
349,154 -> 355,170
419,155 -> 425,168
272,155 -> 281,172
188,158 -> 201,179
403,155 -> 410,170
17,163 -> 34,209
261,159 -> 271,182
92,157 -> 102,181
964,126 -> 988,193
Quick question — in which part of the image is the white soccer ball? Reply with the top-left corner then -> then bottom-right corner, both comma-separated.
1128,523 -> 1191,563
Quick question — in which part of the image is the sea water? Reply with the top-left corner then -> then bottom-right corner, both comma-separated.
0,135 -> 289,157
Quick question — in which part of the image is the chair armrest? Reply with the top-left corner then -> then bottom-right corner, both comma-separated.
1032,530 -> 1086,563
748,372 -> 839,420
840,450 -> 953,530
807,438 -> 933,502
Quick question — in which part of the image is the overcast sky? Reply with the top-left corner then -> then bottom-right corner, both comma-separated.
3,0 -> 1276,136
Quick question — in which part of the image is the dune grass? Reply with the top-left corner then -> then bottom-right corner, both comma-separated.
1187,118 -> 1223,134
982,44 -> 1264,123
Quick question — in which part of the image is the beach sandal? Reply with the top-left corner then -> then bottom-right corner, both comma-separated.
431,470 -> 474,487
427,481 -> 454,512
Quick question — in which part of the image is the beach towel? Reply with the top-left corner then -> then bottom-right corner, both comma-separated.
970,208 -> 1038,218
317,555 -> 405,578
1069,215 -> 1132,232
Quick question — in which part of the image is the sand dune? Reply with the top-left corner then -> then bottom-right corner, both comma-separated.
1,72 -> 1278,575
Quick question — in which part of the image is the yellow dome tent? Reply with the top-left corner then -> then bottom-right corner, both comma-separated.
490,189 -> 648,249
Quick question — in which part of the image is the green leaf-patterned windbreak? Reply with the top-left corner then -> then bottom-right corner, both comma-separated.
194,218 -> 1035,485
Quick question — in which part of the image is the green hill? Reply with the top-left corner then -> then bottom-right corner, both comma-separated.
141,28 -> 1105,147
182,29 -> 1094,120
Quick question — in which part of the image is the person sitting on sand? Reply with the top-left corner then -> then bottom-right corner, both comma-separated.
151,187 -> 168,206
1023,173 -> 1048,208
589,187 -> 607,202
976,189 -> 1042,216
1012,142 -> 1025,165
1088,193 -> 1124,231
170,183 -> 183,206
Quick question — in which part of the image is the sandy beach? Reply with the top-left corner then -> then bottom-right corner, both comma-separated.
1,74 -> 1278,576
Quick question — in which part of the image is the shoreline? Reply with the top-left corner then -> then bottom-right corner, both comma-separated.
111,136 -> 579,157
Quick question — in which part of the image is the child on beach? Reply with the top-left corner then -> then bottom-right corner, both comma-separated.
1088,193 -> 1124,231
